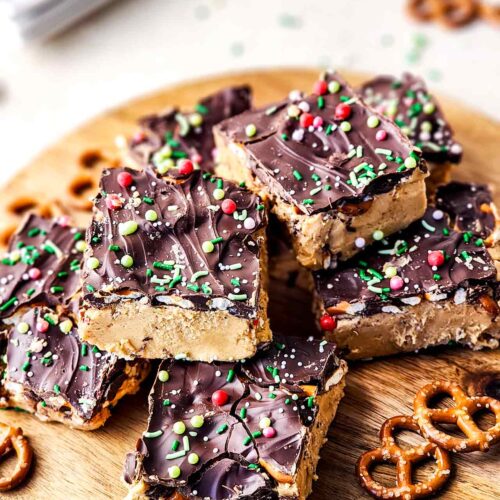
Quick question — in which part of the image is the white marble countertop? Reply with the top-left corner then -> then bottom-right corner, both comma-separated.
0,0 -> 499,186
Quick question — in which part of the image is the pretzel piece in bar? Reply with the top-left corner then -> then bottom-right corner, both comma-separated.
356,415 -> 451,500
414,380 -> 500,452
0,423 -> 33,491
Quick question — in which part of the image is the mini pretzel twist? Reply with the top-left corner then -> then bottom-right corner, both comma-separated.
356,415 -> 452,499
0,423 -> 33,491
414,380 -> 500,452
407,0 -> 479,28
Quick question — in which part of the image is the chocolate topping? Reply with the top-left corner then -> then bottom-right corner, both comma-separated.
4,306 -> 130,420
216,70 -> 426,215
124,334 -> 343,498
82,167 -> 266,319
436,182 -> 496,238
360,73 -> 462,164
0,215 -> 84,319
314,183 -> 497,316
130,86 -> 252,173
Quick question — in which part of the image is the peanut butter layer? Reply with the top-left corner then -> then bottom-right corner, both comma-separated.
80,167 -> 270,361
214,70 -> 428,270
123,334 -> 347,500
314,182 -> 500,359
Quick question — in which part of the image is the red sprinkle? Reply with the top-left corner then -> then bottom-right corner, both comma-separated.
299,112 -> 314,128
263,427 -> 276,438
28,268 -> 41,280
221,199 -> 237,215
37,320 -> 49,333
334,103 -> 351,120
319,313 -> 336,331
376,130 -> 387,141
313,116 -> 324,128
117,171 -> 133,188
191,153 -> 203,165
427,251 -> 445,267
313,80 -> 328,95
211,390 -> 229,406
178,159 -> 194,175
390,276 -> 404,291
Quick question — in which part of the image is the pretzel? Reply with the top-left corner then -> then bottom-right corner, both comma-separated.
479,2 -> 500,24
414,380 -> 500,452
356,415 -> 451,500
407,0 -> 479,28
0,423 -> 33,491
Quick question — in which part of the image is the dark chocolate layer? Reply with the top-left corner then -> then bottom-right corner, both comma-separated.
130,86 -> 252,173
436,182 -> 496,238
314,182 -> 497,316
3,306 -> 132,420
360,73 -> 462,164
0,215 -> 84,319
124,334 -> 342,498
82,167 -> 266,319
216,70 -> 426,215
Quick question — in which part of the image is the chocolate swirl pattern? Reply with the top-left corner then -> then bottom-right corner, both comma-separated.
360,73 -> 462,164
314,182 -> 497,316
130,86 -> 252,173
3,307 -> 131,420
216,71 -> 426,215
0,214 -> 84,319
123,334 -> 346,498
82,167 -> 266,319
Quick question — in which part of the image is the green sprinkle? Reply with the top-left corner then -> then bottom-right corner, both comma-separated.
28,228 -> 41,237
302,199 -> 314,205
108,244 -> 120,252
293,170 -> 303,181
22,361 -> 30,372
0,297 -> 18,312
239,408 -> 247,419
163,399 -> 171,406
307,396 -> 314,408
433,273 -> 441,281
243,436 -> 252,446
252,431 -> 262,439
228,293 -> 248,301
143,196 -> 154,205
216,423 -> 229,434
79,365 -> 89,371
171,439 -> 180,451
226,369 -> 235,383
50,286 -> 64,294
86,284 -> 95,293
153,261 -> 174,270
81,344 -> 88,356
475,238 -> 484,247
317,96 -> 325,109
53,384 -> 61,395
144,430 -> 163,439
211,237 -> 224,244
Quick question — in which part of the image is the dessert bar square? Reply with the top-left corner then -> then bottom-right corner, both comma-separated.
360,73 -> 462,191
0,306 -> 149,430
214,70 -> 428,270
80,167 -> 270,361
123,334 -> 347,499
313,182 -> 500,359
0,215 -> 149,429
129,86 -> 252,173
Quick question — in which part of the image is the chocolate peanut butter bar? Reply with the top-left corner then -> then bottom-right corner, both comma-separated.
80,166 -> 270,361
360,73 -> 462,191
313,182 -> 500,359
123,334 -> 347,499
214,70 -> 428,270
0,306 -> 149,430
129,86 -> 252,173
0,215 -> 149,429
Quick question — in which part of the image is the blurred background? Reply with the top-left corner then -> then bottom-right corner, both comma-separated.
0,0 -> 498,185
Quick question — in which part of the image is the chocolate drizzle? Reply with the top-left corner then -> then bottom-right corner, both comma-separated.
3,306 -> 131,419
124,334 -> 343,498
130,86 -> 252,173
216,70 -> 426,215
0,215 -> 84,319
360,73 -> 462,164
314,182 -> 497,316
82,167 -> 266,319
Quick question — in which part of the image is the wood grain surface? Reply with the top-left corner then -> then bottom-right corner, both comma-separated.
0,69 -> 499,500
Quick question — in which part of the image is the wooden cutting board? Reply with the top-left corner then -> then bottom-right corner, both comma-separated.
0,69 -> 499,500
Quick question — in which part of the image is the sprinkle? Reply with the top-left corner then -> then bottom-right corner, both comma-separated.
158,370 -> 170,383
190,415 -> 204,428
228,293 -> 248,301
421,220 -> 436,232
53,384 -> 61,395
145,210 -> 158,222
173,421 -> 186,435
0,297 -> 18,312
404,157 -> 417,169
168,466 -> 181,479
188,453 -> 199,465
59,319 -> 73,334
86,257 -> 100,270
17,322 -> 30,334
226,369 -> 235,382
202,241 -> 215,253
245,124 -> 257,137
118,220 -> 138,236
293,170 -> 303,181
120,255 -> 134,268
340,121 -> 351,132
367,116 -> 380,128
144,430 -> 163,439
216,423 -> 229,434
